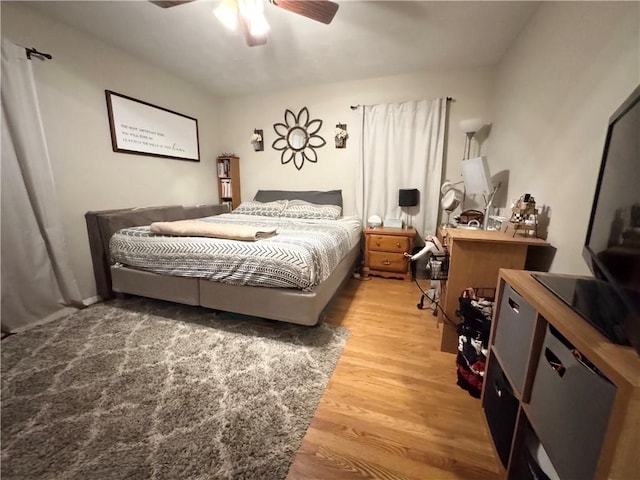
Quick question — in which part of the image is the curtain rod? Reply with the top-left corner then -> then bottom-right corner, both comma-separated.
350,96 -> 453,110
26,47 -> 52,60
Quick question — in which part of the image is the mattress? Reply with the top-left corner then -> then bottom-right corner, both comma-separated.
110,214 -> 362,290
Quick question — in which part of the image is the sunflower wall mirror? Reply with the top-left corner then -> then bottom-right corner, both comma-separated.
272,107 -> 326,170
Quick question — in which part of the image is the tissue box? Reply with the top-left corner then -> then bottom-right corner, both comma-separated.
383,218 -> 403,228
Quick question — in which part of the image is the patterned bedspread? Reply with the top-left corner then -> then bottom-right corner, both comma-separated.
110,214 -> 362,290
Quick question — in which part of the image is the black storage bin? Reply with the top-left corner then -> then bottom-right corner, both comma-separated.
510,420 -> 558,480
483,356 -> 519,467
511,447 -> 550,480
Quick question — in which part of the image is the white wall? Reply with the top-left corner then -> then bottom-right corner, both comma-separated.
486,1 -> 640,275
7,1 -> 633,303
1,3 -> 222,300
219,67 -> 495,217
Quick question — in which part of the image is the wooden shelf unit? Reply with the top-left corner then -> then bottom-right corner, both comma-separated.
436,227 -> 548,353
483,269 -> 640,480
216,155 -> 241,210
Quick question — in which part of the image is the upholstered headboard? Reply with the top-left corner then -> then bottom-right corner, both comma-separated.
85,204 -> 229,300
253,189 -> 343,207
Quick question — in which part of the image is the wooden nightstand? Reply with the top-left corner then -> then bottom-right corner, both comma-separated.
363,226 -> 416,280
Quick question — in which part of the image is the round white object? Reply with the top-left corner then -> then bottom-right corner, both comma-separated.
440,181 -> 454,195
367,214 -> 382,228
441,187 -> 463,212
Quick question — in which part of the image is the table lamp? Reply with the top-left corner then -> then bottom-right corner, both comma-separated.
399,188 -> 419,228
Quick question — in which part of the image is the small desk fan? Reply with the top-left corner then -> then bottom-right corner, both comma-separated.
440,181 -> 463,227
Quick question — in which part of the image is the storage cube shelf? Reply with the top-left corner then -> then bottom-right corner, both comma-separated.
216,155 -> 241,210
483,270 -> 640,480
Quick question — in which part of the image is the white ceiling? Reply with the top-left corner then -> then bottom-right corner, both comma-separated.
25,0 -> 540,97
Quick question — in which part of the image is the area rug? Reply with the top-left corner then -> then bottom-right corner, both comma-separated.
1,298 -> 349,480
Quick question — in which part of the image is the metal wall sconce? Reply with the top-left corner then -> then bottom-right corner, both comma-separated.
334,123 -> 348,149
250,129 -> 264,151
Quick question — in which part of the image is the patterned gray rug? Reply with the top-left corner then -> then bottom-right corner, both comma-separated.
1,298 -> 349,480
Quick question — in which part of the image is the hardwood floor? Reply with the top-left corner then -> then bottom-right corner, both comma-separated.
286,277 -> 501,480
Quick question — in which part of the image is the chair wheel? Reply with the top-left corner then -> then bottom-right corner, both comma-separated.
417,303 -> 424,310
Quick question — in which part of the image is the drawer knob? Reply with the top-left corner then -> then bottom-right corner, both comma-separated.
383,260 -> 391,265
396,242 -> 401,248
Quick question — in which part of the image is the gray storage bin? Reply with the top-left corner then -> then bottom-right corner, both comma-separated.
528,325 -> 616,480
494,284 -> 537,394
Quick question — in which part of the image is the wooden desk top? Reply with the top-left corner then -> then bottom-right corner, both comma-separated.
440,227 -> 549,246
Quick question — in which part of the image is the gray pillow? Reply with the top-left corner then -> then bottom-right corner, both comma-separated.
253,190 -> 343,207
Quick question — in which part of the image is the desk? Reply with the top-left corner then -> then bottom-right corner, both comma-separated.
437,227 -> 548,353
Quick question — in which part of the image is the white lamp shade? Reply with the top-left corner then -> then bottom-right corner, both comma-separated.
459,118 -> 484,134
461,156 -> 492,194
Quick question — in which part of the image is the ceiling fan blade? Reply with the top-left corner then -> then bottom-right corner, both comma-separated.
149,1 -> 196,8
271,0 -> 339,25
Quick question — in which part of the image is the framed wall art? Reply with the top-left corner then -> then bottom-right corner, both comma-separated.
105,90 -> 200,162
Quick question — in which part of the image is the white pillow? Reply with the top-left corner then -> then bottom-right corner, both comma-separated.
280,199 -> 342,220
231,200 -> 288,217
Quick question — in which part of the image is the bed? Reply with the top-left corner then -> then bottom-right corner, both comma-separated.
85,190 -> 362,326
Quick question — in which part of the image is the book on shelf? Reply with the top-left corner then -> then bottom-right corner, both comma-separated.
220,179 -> 232,198
217,159 -> 230,178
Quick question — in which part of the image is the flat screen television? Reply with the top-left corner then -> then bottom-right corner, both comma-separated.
534,84 -> 640,355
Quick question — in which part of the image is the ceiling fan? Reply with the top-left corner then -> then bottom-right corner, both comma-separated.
150,0 -> 339,47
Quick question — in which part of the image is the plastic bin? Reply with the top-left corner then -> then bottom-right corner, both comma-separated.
493,284 -> 537,394
527,325 -> 616,480
483,357 -> 519,467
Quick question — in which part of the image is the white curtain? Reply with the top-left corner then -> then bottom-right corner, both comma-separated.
1,39 -> 82,333
355,98 -> 448,240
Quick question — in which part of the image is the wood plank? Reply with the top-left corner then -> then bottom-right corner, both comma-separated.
286,276 -> 500,479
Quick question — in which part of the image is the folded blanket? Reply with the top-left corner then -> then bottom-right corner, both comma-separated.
150,219 -> 278,241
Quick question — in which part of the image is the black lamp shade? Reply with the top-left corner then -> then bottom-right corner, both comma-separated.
399,188 -> 419,207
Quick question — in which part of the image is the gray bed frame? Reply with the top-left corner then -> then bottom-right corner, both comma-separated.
85,192 -> 360,326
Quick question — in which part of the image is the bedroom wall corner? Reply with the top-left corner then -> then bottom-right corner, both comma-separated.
1,2 -> 223,300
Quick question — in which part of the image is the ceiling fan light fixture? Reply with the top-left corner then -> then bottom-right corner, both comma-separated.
249,12 -> 270,36
214,0 -> 239,31
237,0 -> 270,37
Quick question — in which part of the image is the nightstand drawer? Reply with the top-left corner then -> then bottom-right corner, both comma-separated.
368,235 -> 410,253
368,251 -> 407,272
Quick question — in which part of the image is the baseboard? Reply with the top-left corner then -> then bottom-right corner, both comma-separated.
82,295 -> 101,306
9,306 -> 79,334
